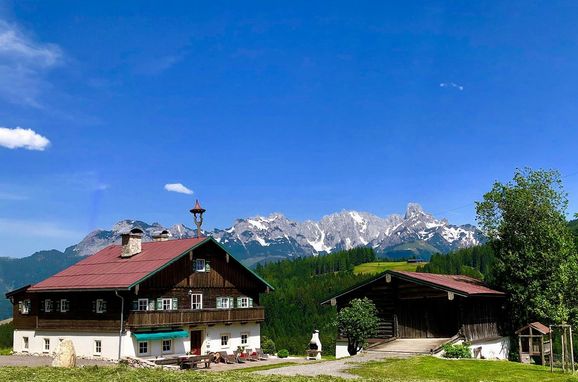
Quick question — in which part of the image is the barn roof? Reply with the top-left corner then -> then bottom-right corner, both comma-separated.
322,269 -> 504,304
21,236 -> 273,293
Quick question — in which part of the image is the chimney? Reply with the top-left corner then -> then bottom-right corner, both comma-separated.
121,228 -> 144,258
152,229 -> 171,242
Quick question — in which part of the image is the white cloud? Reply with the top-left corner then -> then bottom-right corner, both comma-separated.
439,82 -> 464,91
0,126 -> 50,150
0,20 -> 63,107
164,183 -> 194,195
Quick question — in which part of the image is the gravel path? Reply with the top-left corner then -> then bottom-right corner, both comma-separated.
0,354 -> 114,367
255,352 -> 389,379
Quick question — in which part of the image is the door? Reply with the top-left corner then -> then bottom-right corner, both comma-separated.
190,330 -> 202,355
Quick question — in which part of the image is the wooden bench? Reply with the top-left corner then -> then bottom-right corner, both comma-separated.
178,355 -> 212,369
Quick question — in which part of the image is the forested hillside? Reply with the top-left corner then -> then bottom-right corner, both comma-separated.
417,243 -> 494,280
256,248 -> 376,355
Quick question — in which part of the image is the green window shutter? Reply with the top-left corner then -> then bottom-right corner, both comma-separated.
55,300 -> 61,312
156,298 -> 163,310
237,297 -> 242,308
248,298 -> 253,308
205,261 -> 211,272
229,297 -> 234,308
40,300 -> 45,312
18,301 -> 22,313
102,300 -> 107,313
91,300 -> 96,313
216,298 -> 222,309
172,298 -> 178,310
132,300 -> 138,311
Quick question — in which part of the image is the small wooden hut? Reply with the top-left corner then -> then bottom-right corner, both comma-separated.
516,322 -> 551,365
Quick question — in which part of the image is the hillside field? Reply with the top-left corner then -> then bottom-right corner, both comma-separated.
353,261 -> 421,275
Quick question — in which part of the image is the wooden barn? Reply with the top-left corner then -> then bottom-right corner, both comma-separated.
324,270 -> 509,359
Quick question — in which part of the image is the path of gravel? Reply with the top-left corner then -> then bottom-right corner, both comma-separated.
255,352 -> 391,379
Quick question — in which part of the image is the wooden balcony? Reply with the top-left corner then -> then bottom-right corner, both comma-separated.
127,307 -> 265,328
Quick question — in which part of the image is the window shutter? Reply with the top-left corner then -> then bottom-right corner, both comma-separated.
132,300 -> 138,311
205,261 -> 211,272
237,297 -> 242,308
156,298 -> 163,310
102,300 -> 107,313
148,300 -> 155,311
249,298 -> 253,308
229,297 -> 234,308
18,301 -> 23,313
172,298 -> 178,310
55,300 -> 61,312
216,298 -> 222,309
92,300 -> 96,313
40,300 -> 45,312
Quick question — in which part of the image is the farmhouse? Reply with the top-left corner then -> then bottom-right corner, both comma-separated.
5,203 -> 273,360
324,270 -> 508,359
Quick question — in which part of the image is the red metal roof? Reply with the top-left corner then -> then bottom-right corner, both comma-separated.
391,271 -> 505,296
29,237 -> 208,291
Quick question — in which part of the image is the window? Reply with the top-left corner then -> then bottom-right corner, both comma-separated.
220,334 -> 229,348
43,338 -> 50,352
18,299 -> 31,315
241,333 -> 248,345
138,341 -> 149,355
96,299 -> 107,313
60,299 -> 69,313
237,297 -> 253,308
216,297 -> 233,309
162,298 -> 172,311
23,337 -> 29,351
195,259 -> 206,272
94,340 -> 102,355
191,294 -> 203,310
44,299 -> 53,313
138,299 -> 149,311
162,339 -> 172,353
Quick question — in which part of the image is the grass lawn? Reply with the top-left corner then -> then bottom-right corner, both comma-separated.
350,356 -> 578,382
353,261 -> 422,275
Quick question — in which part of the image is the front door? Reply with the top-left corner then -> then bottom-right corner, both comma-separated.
190,330 -> 202,355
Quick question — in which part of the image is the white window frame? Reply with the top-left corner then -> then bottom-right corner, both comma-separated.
43,338 -> 50,353
162,339 -> 173,354
220,333 -> 230,348
94,340 -> 102,355
96,299 -> 106,313
241,332 -> 249,346
195,259 -> 206,272
60,299 -> 69,313
20,299 -> 31,315
216,297 -> 232,309
161,298 -> 172,311
44,299 -> 53,313
23,336 -> 29,351
138,298 -> 149,311
191,293 -> 203,310
138,341 -> 149,355
238,297 -> 253,308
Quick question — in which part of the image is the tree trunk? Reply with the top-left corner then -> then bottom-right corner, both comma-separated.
347,340 -> 358,356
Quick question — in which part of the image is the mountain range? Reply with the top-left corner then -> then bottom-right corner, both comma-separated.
0,203 -> 483,319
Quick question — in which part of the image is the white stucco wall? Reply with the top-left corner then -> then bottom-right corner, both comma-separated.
335,339 -> 351,359
14,322 -> 262,360
468,337 -> 510,360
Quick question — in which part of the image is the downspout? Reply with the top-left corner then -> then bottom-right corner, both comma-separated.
115,290 -> 125,361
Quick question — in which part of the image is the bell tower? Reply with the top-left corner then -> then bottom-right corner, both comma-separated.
190,199 -> 206,238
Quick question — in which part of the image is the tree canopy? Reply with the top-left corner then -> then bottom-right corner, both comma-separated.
475,168 -> 578,327
336,297 -> 379,355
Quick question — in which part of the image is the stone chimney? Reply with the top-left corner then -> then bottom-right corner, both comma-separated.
152,229 -> 171,242
121,228 -> 144,258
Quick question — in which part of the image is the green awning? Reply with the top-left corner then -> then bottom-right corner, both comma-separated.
132,330 -> 188,341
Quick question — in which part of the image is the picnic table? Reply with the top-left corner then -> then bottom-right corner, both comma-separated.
178,354 -> 212,369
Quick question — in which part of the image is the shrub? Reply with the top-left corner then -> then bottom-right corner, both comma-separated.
261,336 -> 276,355
442,343 -> 472,359
277,349 -> 289,358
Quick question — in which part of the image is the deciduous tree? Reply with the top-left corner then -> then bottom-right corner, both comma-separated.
336,297 -> 379,355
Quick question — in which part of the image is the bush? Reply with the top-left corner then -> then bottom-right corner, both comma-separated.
0,322 -> 13,348
261,336 -> 276,355
442,343 -> 472,359
277,349 -> 289,358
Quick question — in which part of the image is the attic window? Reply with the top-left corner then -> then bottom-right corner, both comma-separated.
18,299 -> 31,315
195,259 -> 206,272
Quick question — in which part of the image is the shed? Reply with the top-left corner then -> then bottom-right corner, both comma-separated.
515,322 -> 551,365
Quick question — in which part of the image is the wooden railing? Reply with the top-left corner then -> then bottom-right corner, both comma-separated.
127,307 -> 265,328
36,318 -> 120,331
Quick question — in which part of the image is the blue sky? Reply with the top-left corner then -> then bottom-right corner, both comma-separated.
1,1 -> 578,257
